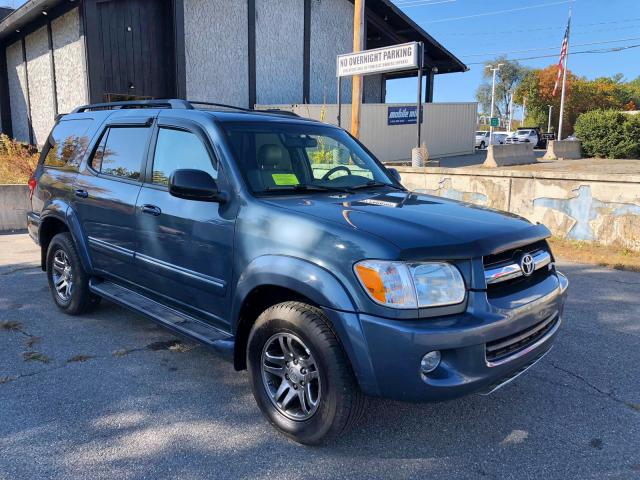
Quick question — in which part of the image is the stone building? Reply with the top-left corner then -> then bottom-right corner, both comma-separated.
0,0 -> 465,145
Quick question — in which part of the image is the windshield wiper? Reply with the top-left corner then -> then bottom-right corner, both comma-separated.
348,180 -> 405,191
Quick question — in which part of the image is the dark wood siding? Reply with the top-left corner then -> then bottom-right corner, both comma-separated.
92,0 -> 175,101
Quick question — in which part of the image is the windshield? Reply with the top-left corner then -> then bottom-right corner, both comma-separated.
517,130 -> 531,135
476,131 -> 487,136
221,121 -> 396,194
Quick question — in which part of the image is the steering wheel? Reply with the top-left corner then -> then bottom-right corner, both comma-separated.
322,165 -> 352,181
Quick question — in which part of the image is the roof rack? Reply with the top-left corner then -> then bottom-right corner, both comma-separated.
73,99 -> 193,113
72,98 -> 300,118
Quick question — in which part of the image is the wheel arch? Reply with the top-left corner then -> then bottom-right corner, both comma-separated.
231,256 -> 358,372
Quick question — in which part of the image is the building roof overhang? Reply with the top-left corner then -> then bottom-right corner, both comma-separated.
359,0 -> 467,75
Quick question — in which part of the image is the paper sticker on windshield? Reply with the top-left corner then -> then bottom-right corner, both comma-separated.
272,173 -> 299,186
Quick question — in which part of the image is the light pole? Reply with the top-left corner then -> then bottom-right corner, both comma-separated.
547,104 -> 553,133
521,97 -> 527,127
486,63 -> 503,145
508,91 -> 514,132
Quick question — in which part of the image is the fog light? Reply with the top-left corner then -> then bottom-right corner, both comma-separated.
420,351 -> 441,374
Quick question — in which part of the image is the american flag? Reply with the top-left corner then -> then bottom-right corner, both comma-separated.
553,18 -> 571,97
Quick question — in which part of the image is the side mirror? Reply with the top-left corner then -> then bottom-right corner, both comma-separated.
169,169 -> 226,203
388,167 -> 401,183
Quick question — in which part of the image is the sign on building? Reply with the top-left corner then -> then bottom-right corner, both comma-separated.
387,106 -> 422,126
337,42 -> 419,77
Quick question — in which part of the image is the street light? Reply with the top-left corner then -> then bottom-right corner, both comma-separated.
547,104 -> 553,134
486,63 -> 503,146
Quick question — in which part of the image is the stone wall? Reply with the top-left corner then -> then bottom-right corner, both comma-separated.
0,185 -> 30,232
397,166 -> 640,251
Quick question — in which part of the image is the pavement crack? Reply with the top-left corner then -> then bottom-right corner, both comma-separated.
549,361 -> 638,413
0,266 -> 40,276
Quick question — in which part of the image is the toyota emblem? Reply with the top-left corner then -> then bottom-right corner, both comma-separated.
520,253 -> 535,276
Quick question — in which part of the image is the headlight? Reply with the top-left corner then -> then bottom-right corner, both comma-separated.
354,260 -> 465,309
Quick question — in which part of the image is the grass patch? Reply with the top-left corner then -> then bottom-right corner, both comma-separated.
112,348 -> 133,358
548,237 -> 640,272
23,351 -> 51,363
0,321 -> 23,332
67,354 -> 95,363
24,336 -> 42,348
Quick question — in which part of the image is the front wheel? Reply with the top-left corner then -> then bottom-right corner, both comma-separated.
247,302 -> 366,444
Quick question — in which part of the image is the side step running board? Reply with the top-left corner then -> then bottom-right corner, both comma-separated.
89,279 -> 234,361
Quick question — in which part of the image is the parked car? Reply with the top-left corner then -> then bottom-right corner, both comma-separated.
493,132 -> 509,145
27,99 -> 569,445
505,127 -> 541,148
475,131 -> 490,149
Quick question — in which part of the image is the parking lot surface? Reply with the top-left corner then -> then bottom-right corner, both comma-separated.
1,233 -> 639,479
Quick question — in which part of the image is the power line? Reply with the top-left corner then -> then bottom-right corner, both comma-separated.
465,43 -> 640,66
415,0 -> 576,24
459,36 -> 640,58
429,17 -> 640,38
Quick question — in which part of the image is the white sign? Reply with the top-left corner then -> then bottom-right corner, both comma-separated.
337,42 -> 419,78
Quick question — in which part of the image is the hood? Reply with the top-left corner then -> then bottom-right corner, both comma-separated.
262,190 -> 550,260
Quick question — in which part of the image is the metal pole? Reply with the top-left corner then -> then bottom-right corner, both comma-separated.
487,64 -> 502,145
416,42 -> 423,149
337,77 -> 342,127
508,91 -> 514,132
547,104 -> 553,133
558,9 -> 571,141
521,97 -> 526,126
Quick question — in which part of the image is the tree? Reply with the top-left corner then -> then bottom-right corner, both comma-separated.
514,66 -> 637,134
475,57 -> 529,122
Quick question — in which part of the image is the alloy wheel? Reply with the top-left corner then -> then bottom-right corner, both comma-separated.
261,333 -> 321,421
51,249 -> 74,302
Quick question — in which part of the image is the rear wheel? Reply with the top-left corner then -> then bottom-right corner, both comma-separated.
46,232 -> 100,315
247,301 -> 365,444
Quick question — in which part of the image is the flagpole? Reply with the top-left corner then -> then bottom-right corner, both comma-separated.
557,7 -> 572,140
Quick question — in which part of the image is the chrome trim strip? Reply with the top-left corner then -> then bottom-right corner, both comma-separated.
486,316 -> 561,367
485,250 -> 552,285
135,252 -> 226,289
480,347 -> 552,395
88,236 -> 134,258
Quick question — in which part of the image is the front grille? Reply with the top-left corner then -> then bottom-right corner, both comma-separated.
486,314 -> 559,364
484,240 -> 552,295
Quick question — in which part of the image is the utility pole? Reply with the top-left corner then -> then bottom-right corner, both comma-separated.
508,91 -> 514,132
558,7 -> 572,140
350,0 -> 365,139
486,63 -> 503,145
547,104 -> 553,133
521,97 -> 527,127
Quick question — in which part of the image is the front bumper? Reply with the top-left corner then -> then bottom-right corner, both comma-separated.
329,271 -> 569,402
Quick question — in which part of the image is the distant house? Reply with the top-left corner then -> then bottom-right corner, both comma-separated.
0,0 -> 465,146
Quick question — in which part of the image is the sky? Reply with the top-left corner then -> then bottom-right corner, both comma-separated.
385,0 -> 640,103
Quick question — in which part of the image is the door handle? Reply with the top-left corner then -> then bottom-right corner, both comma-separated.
141,204 -> 161,216
74,189 -> 88,198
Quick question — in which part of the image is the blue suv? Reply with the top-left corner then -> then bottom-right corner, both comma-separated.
27,100 -> 568,444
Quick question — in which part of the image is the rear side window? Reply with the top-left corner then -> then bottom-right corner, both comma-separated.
43,119 -> 93,170
151,128 -> 217,185
90,126 -> 149,180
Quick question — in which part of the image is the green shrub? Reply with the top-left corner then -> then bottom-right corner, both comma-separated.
574,110 -> 640,159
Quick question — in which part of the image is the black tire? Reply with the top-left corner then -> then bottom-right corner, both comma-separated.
46,232 -> 101,315
247,301 -> 366,445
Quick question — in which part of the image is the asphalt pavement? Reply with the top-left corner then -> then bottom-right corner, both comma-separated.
0,233 -> 639,479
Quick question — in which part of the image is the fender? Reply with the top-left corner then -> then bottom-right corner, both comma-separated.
232,255 -> 381,395
39,200 -> 94,275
